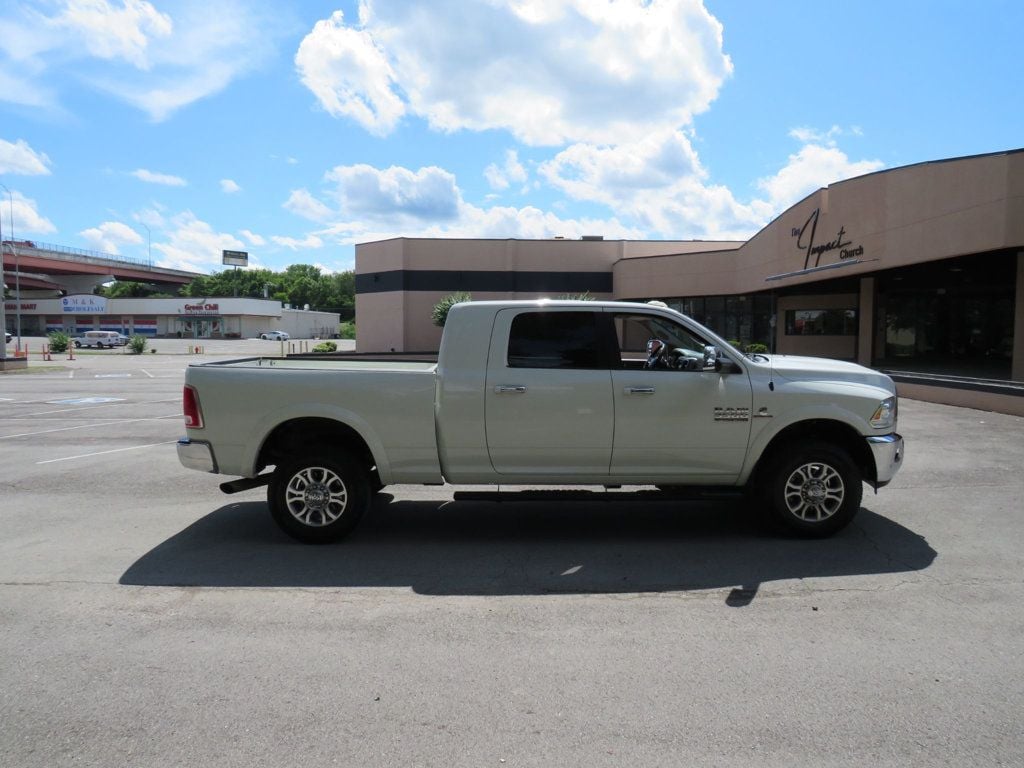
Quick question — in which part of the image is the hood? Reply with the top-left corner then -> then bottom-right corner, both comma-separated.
761,355 -> 895,392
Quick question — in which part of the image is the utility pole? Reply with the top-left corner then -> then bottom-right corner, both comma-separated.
0,183 -> 19,352
0,200 -> 6,362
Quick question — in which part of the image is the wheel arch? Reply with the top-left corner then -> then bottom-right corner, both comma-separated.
750,418 -> 876,490
255,417 -> 381,488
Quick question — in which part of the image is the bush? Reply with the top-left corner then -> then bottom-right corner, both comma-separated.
432,292 -> 472,328
312,341 -> 337,353
128,335 -> 147,354
48,331 -> 70,353
338,321 -> 355,340
555,292 -> 595,301
744,342 -> 770,354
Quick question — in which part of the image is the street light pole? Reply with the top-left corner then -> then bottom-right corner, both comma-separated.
142,222 -> 152,266
0,198 -> 6,361
0,183 -> 19,352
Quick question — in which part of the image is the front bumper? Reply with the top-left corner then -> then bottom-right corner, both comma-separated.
866,433 -> 904,487
177,438 -> 218,473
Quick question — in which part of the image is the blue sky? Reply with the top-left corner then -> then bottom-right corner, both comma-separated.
1,0 -> 1021,276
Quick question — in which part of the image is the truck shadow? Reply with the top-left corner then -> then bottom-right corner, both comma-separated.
120,496 -> 936,602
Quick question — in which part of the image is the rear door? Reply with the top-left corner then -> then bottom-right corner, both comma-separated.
484,308 -> 613,476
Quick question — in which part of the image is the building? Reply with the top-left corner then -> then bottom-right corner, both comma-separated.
2,296 -> 339,340
2,242 -> 340,342
355,148 -> 1024,414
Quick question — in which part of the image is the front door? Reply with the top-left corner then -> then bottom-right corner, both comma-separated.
607,311 -> 752,482
485,309 -> 613,477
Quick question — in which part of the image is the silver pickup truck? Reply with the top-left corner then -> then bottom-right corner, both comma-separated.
178,300 -> 903,542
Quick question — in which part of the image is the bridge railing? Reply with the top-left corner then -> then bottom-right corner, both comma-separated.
2,239 -> 153,268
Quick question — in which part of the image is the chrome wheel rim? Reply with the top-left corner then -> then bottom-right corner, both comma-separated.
285,466 -> 348,527
783,461 -> 845,521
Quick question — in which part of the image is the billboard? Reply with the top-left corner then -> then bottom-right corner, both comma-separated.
222,249 -> 249,267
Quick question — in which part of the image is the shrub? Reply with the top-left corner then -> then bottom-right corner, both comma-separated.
338,321 -> 355,339
432,292 -> 472,327
744,342 -> 770,354
48,331 -> 70,353
555,292 -> 595,301
128,335 -> 148,354
312,341 -> 337,353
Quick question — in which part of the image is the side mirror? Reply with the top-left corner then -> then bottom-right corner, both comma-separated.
702,345 -> 720,372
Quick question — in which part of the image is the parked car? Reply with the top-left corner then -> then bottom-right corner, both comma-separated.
73,331 -> 126,348
260,330 -> 290,341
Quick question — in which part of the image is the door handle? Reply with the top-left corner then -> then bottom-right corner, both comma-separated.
624,386 -> 655,395
494,385 -> 527,394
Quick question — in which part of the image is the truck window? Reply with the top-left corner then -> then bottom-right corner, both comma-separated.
507,311 -> 603,369
612,313 -> 708,370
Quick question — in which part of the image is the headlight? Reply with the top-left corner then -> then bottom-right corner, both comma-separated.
870,396 -> 897,430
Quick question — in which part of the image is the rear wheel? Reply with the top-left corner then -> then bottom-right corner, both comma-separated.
760,441 -> 862,537
267,451 -> 370,543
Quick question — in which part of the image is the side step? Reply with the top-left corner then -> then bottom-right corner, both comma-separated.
453,487 -> 744,503
219,474 -> 272,495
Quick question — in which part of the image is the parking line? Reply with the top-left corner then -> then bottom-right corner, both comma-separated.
0,414 -> 179,439
19,397 -> 179,417
36,440 -> 178,464
140,369 -> 155,378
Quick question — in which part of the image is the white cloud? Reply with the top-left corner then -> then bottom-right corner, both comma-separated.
756,143 -> 884,212
324,164 -> 460,221
270,234 -> 324,250
295,9 -> 405,136
52,0 -> 173,70
220,178 -> 241,193
131,168 -> 187,186
79,220 -> 143,254
297,0 -> 732,146
485,150 -> 528,191
0,0 -> 280,120
152,210 -> 245,271
540,130 -> 703,205
284,188 -> 335,223
240,229 -> 265,246
0,138 -> 52,175
1,191 -> 57,235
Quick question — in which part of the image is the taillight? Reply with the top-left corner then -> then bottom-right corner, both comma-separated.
183,385 -> 204,429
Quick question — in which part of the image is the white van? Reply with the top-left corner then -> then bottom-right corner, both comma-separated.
73,331 -> 126,349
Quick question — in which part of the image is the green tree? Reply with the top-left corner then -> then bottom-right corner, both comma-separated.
432,292 -> 472,327
179,265 -> 356,313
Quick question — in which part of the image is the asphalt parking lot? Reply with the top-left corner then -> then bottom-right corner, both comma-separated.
1,341 -> 1023,767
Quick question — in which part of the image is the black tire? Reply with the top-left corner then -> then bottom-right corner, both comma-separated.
760,441 -> 862,537
267,451 -> 370,543
74,341 -> 81,348
96,342 -> 104,349
261,334 -> 268,340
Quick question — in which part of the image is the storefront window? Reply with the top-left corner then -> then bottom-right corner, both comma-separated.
874,251 -> 1016,379
785,309 -> 857,335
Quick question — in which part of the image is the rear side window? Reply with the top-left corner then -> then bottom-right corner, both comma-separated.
507,312 -> 603,369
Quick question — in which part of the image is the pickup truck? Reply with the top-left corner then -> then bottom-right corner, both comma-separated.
177,300 -> 903,543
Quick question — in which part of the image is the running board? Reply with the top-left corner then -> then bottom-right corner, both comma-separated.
452,488 -> 744,503
219,474 -> 272,495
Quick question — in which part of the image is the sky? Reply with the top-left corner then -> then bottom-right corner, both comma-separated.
0,0 -> 1021,276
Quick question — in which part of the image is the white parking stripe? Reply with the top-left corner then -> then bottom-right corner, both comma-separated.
18,397 -> 179,417
0,414 -> 179,439
36,440 -> 178,464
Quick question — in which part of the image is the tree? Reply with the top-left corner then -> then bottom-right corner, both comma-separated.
179,265 -> 356,312
432,292 -> 473,327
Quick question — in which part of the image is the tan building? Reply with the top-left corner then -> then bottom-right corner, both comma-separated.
356,148 -> 1024,414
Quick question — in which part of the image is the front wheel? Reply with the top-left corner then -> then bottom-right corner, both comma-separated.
761,441 -> 862,537
267,452 -> 370,543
